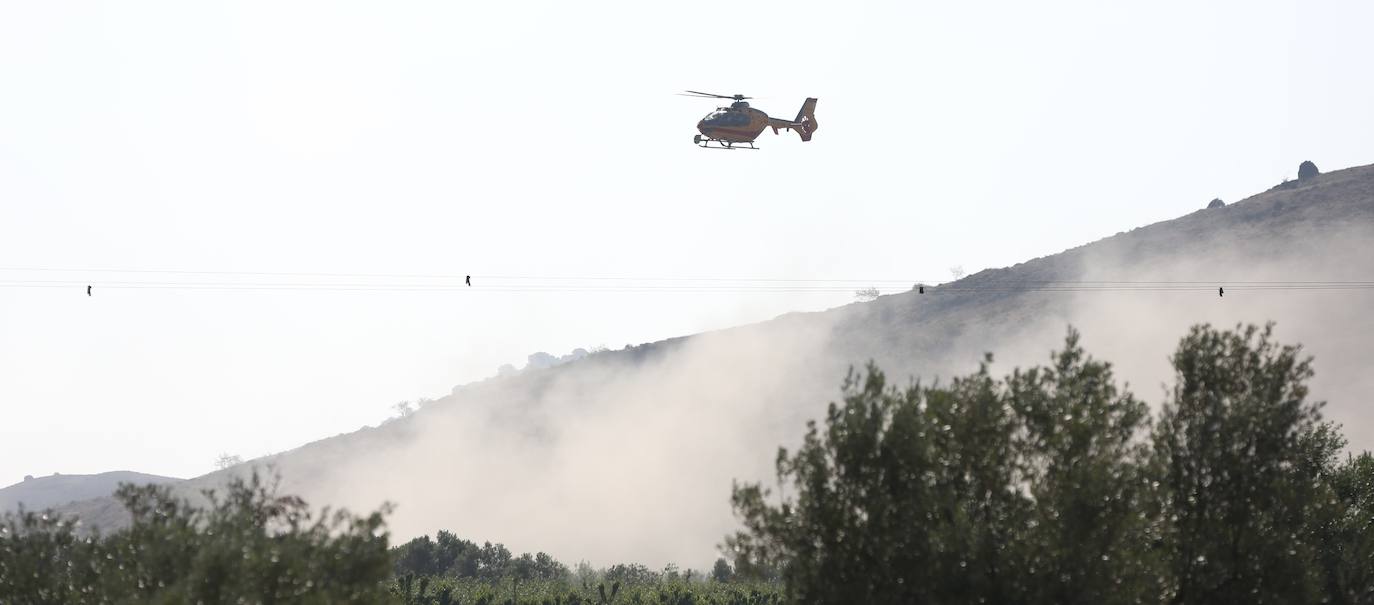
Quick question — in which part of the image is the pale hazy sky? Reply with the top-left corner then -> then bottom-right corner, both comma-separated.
3,0 -> 1372,487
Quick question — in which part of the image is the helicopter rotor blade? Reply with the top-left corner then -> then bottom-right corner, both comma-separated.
682,90 -> 751,100
683,90 -> 732,98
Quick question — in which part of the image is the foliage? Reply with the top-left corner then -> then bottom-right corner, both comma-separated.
389,539 -> 780,604
387,576 -> 783,605
711,558 -> 734,583
729,323 -> 1374,604
1207,198 -> 1225,209
604,563 -> 658,586
394,531 -> 567,582
5,323 -> 1373,604
1009,329 -> 1156,602
215,453 -> 244,469
1314,452 -> 1374,601
1153,324 -> 1335,602
0,470 -> 393,604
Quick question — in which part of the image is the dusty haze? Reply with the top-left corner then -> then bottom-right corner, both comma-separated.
59,164 -> 1374,570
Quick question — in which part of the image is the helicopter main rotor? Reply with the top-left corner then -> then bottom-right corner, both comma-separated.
678,90 -> 752,102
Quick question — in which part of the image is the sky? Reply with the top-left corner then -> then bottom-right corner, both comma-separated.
2,0 -> 1373,488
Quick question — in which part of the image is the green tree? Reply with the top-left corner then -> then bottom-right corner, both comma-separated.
478,541 -> 512,579
729,356 -> 1028,604
1007,329 -> 1157,603
727,324 -> 1374,604
711,557 -> 734,583
1291,447 -> 1374,604
0,470 -> 394,604
1152,324 -> 1336,603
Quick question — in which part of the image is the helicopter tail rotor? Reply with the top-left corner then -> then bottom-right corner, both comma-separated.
793,98 -> 819,142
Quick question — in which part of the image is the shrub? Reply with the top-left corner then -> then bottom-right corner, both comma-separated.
853,287 -> 879,302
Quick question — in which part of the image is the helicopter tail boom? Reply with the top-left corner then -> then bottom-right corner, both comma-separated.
768,98 -> 819,141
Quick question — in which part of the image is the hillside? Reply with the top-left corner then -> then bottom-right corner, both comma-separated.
1,471 -> 181,513
57,162 -> 1374,567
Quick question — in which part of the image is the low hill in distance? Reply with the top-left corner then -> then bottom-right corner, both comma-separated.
1,471 -> 181,514
57,161 -> 1374,568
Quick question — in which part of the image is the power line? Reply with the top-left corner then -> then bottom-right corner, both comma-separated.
3,281 -> 1374,294
3,267 -> 1373,294
0,266 -> 926,284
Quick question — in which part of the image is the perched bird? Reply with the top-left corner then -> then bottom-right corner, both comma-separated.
87,285 -> 92,297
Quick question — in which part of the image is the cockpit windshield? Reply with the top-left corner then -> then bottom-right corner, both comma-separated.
701,110 -> 749,126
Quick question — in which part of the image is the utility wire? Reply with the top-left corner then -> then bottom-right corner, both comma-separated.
3,282 -> 1374,294
3,267 -> 1373,294
0,266 -> 925,284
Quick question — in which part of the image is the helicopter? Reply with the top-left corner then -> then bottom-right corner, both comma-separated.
680,91 -> 818,149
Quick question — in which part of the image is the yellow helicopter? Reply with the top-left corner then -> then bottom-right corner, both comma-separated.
681,91 -> 818,150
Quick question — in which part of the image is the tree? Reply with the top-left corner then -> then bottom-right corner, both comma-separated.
1153,323 -> 1335,603
727,323 -> 1374,604
710,557 -> 734,583
478,541 -> 512,579
1298,160 -> 1320,180
214,453 -> 243,470
1207,198 -> 1225,209
1311,452 -> 1374,601
395,534 -> 440,577
853,287 -> 880,302
1007,329 -> 1156,603
0,470 -> 394,604
604,562 -> 657,585
729,357 -> 1028,604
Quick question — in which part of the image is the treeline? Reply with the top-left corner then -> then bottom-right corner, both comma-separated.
0,473 -> 393,603
392,532 -> 567,582
728,324 -> 1374,604
2,323 -> 1371,604
387,574 -> 781,605
389,534 -> 780,604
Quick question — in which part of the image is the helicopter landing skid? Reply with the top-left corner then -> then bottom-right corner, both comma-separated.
693,135 -> 757,150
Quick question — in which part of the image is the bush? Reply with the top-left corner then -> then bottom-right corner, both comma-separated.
1207,198 -> 1225,209
853,287 -> 880,302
